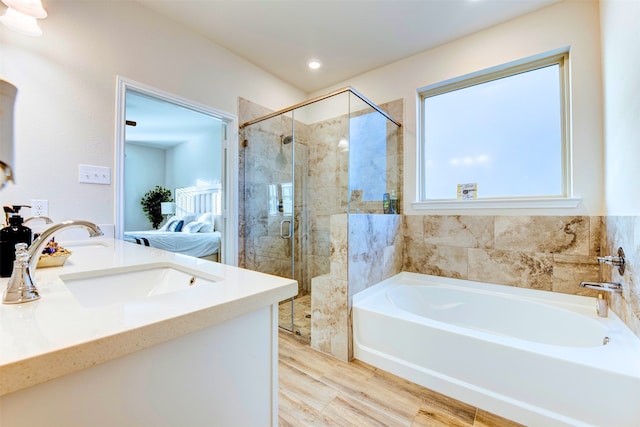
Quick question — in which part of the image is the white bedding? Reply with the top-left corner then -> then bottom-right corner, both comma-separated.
123,230 -> 221,258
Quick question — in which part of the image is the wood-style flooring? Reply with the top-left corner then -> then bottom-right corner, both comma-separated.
278,331 -> 525,427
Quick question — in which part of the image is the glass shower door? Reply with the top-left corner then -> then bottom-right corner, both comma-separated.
241,114 -> 296,332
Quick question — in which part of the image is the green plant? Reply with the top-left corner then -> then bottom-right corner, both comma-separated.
140,185 -> 172,229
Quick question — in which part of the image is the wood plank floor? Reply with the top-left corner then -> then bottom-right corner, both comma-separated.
278,331 -> 525,427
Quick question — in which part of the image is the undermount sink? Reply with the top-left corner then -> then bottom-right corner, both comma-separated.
59,263 -> 222,308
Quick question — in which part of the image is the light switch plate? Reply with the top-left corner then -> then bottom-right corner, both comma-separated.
79,164 -> 111,185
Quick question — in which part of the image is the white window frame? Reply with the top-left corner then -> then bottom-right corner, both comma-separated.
414,50 -> 580,210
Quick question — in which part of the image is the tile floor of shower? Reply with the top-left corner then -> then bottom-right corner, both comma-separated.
278,293 -> 311,344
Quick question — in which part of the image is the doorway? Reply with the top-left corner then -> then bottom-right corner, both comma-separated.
115,77 -> 238,265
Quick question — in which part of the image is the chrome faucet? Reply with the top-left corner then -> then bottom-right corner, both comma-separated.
2,220 -> 103,304
24,215 -> 54,225
579,247 -> 626,294
579,281 -> 622,293
598,247 -> 626,275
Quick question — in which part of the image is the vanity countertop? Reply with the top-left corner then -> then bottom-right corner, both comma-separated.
0,239 -> 297,397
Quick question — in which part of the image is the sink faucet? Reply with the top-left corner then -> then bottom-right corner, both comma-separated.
24,215 -> 54,225
2,220 -> 103,304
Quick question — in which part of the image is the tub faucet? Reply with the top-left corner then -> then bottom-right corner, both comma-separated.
598,247 -> 626,275
579,246 -> 626,294
579,281 -> 622,293
2,220 -> 103,304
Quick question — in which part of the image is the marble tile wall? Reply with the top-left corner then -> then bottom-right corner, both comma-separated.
404,215 -> 603,296
604,216 -> 640,338
348,214 -> 404,297
403,214 -> 640,340
311,213 -> 403,361
311,214 -> 348,360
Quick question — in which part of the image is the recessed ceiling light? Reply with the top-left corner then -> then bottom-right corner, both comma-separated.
307,59 -> 321,70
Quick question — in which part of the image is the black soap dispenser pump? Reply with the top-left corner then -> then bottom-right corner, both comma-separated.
0,205 -> 32,277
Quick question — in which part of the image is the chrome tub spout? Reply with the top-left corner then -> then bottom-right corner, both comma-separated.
579,281 -> 622,293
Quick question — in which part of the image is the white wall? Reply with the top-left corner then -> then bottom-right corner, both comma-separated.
314,0 -> 605,216
124,144 -> 165,231
600,0 -> 640,215
0,0 -> 305,225
166,121 -> 222,190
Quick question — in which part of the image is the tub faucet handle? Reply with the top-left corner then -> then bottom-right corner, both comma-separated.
597,247 -> 625,275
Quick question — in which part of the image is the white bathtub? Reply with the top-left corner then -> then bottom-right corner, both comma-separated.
352,272 -> 640,427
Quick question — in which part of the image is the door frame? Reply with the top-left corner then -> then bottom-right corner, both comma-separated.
114,76 -> 239,265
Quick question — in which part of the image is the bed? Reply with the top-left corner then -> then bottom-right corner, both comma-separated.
124,185 -> 222,260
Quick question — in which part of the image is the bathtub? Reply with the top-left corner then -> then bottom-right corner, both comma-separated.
352,272 -> 640,427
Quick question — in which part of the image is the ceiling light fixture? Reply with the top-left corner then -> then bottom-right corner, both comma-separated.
0,0 -> 47,37
307,59 -> 321,70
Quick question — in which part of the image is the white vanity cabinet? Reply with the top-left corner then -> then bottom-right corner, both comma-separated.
0,240 -> 297,427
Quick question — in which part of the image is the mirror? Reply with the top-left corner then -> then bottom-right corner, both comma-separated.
0,80 -> 17,189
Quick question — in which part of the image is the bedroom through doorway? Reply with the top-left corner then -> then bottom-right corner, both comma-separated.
114,77 -> 238,265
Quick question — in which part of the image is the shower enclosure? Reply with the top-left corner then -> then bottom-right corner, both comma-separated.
239,87 -> 401,344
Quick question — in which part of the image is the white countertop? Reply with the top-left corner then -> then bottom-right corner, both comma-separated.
0,238 -> 298,397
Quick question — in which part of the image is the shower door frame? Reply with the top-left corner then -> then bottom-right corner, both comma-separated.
239,87 -> 402,339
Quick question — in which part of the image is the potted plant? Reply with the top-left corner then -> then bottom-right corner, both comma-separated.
140,185 -> 172,229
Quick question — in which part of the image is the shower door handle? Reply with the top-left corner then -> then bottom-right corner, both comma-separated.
280,219 -> 292,239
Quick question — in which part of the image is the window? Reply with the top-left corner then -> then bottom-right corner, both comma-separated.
417,52 -> 574,208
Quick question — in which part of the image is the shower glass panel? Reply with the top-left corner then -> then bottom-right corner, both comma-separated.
240,88 -> 401,344
241,111 -> 296,332
348,92 -> 402,214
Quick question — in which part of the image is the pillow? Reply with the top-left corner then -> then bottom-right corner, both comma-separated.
198,222 -> 214,233
197,212 -> 213,225
159,215 -> 179,231
180,213 -> 197,226
182,221 -> 204,233
167,220 -> 184,232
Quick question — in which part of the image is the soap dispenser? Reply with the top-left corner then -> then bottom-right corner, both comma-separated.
0,205 -> 32,277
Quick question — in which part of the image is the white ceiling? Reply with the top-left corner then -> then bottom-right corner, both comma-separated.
127,0 -> 561,147
125,91 -> 221,148
136,0 -> 561,93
